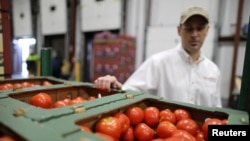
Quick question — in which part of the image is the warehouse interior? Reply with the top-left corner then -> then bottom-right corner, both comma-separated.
0,0 -> 250,140
1,0 -> 250,109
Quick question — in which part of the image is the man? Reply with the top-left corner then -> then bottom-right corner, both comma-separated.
94,5 -> 222,108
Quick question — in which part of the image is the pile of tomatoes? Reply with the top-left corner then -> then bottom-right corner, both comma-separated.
79,106 -> 227,141
0,81 -> 52,90
29,92 -> 96,109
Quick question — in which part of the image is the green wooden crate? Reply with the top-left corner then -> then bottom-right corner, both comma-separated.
0,76 -> 67,97
0,82 -> 141,122
39,94 -> 248,141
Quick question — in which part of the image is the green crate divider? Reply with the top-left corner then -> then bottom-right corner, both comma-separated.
0,105 -> 65,141
0,104 -> 108,141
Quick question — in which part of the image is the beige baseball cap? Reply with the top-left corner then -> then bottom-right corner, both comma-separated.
180,5 -> 209,24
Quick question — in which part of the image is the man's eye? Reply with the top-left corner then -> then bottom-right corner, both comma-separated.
185,27 -> 193,32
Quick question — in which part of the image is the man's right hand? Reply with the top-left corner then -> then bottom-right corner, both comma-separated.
94,75 -> 122,92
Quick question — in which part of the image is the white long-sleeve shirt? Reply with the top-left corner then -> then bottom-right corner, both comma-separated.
123,44 -> 222,108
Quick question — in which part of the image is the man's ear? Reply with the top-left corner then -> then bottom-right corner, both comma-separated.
177,25 -> 181,36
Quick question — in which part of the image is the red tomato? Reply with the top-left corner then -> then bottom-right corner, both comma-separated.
79,125 -> 92,132
134,123 -> 155,141
221,119 -> 228,125
0,83 -> 13,90
143,106 -> 160,127
21,82 -> 31,88
52,100 -> 67,108
5,83 -> 13,89
164,136 -> 190,141
13,83 -> 22,88
174,109 -> 191,122
88,96 -> 96,100
159,109 -> 177,124
176,119 -> 199,136
95,132 -> 115,141
95,116 -> 122,140
0,85 -> 8,90
71,96 -> 86,104
120,126 -> 134,141
156,120 -> 177,138
172,130 -> 197,141
125,106 -> 144,125
151,138 -> 164,141
113,112 -> 130,134
63,98 -> 72,105
43,81 -> 52,86
202,118 -> 223,140
195,130 -> 205,141
0,135 -> 15,141
30,92 -> 52,109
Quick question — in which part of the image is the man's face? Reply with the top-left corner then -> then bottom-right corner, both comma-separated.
178,15 -> 209,55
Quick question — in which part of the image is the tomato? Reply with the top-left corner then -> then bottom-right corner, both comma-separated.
172,130 -> 197,141
113,112 -> 130,134
174,109 -> 191,122
52,100 -> 67,108
143,106 -> 160,127
95,132 -> 115,141
120,126 -> 134,141
88,96 -> 96,100
164,136 -> 190,141
0,85 -> 8,90
221,119 -> 228,125
43,81 -> 52,86
30,92 -> 52,109
156,120 -> 177,138
71,96 -> 86,104
13,83 -> 22,88
151,138 -> 164,141
195,130 -> 205,141
159,109 -> 176,124
0,83 -> 13,90
21,82 -> 31,88
63,98 -> 72,105
95,116 -> 122,140
5,83 -> 13,89
134,123 -> 155,141
125,106 -> 144,125
201,118 -> 223,140
79,125 -> 92,132
0,135 -> 15,141
176,119 -> 199,136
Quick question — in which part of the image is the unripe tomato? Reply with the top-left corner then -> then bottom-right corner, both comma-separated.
30,92 -> 52,109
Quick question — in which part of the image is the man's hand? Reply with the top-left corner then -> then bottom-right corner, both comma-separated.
94,75 -> 122,92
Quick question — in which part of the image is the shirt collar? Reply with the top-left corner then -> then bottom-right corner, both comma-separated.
177,43 -> 205,64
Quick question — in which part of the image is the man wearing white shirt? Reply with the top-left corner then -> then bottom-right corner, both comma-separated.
94,5 -> 222,108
